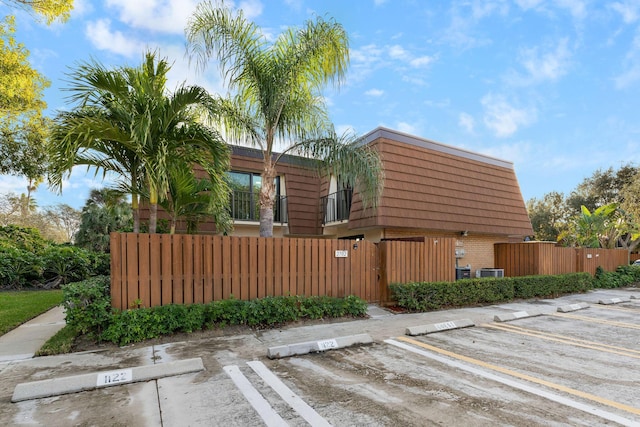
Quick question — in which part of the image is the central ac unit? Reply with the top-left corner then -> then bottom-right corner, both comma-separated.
477,268 -> 504,278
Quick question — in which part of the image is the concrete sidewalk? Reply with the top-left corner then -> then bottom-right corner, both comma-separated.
0,306 -> 66,363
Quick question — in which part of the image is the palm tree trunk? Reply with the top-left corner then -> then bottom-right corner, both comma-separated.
259,161 -> 277,237
131,173 -> 140,233
132,193 -> 140,233
149,189 -> 158,234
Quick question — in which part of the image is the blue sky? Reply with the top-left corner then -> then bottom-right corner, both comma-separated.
3,0 -> 640,210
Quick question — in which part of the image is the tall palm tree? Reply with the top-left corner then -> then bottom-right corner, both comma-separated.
49,51 -> 231,234
186,1 -> 383,237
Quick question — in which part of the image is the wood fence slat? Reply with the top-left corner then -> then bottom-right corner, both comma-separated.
126,234 -> 139,309
110,233 -> 122,310
274,238 -> 282,296
204,236 -> 215,302
222,236 -> 231,299
172,235 -> 183,304
193,235 -> 203,304
138,233 -> 150,308
257,237 -> 266,298
149,234 -> 161,307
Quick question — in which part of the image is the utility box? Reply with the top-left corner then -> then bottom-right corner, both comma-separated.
455,267 -> 471,280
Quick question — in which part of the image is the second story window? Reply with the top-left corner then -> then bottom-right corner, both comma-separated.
228,171 -> 286,222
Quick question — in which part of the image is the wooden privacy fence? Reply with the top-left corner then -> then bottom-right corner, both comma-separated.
495,242 -> 629,277
110,233 -> 378,310
378,238 -> 456,304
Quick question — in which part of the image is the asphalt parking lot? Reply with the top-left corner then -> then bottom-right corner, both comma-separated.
2,288 -> 639,426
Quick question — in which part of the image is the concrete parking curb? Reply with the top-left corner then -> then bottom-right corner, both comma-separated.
494,310 -> 542,323
267,333 -> 373,359
405,319 -> 475,336
598,298 -> 630,305
12,357 -> 204,403
557,302 -> 590,313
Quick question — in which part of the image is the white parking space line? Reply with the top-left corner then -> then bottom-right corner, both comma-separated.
385,338 -> 640,426
247,361 -> 332,427
223,365 -> 288,427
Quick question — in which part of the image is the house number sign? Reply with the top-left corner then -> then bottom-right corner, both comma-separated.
96,369 -> 133,387
335,250 -> 348,258
317,339 -> 339,350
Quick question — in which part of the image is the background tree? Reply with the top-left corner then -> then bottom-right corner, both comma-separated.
186,1 -> 383,237
565,165 -> 637,214
45,203 -> 80,243
1,0 -> 73,24
562,203 -> 630,249
74,189 -> 132,253
49,51 -> 231,234
526,191 -> 569,241
0,1 -> 73,195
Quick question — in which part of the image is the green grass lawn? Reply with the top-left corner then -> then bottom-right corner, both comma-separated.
0,290 -> 63,336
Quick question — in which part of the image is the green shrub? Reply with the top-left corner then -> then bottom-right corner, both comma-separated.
62,276 -> 112,336
390,273 -> 595,312
0,247 -> 44,287
42,246 -> 92,284
0,224 -> 108,288
101,295 -> 369,346
595,265 -> 640,289
0,225 -> 49,253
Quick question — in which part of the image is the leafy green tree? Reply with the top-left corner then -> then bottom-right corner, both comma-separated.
526,191 -> 569,241
50,51 -> 231,234
75,189 -> 132,253
186,1 -> 383,237
159,163 -> 232,234
565,165 -> 638,214
2,0 -> 73,24
564,203 -> 630,248
0,1 -> 73,192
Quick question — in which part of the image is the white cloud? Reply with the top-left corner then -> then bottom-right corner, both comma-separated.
365,88 -> 384,97
611,1 -> 640,23
0,176 -> 28,195
514,0 -> 544,9
85,19 -> 145,58
389,44 -> 409,60
396,121 -> 417,135
514,38 -> 572,84
459,112 -> 475,133
238,0 -> 264,20
481,93 -> 537,137
557,0 -> 587,20
105,0 -> 200,34
614,26 -> 640,88
479,141 -> 532,164
409,55 -> 435,68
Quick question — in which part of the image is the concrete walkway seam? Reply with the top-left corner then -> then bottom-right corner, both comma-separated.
405,318 -> 475,336
598,298 -> 631,305
494,310 -> 542,323
557,302 -> 590,313
12,357 -> 204,403
267,333 -> 373,359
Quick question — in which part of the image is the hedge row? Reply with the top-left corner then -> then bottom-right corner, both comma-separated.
390,268 -> 639,312
62,276 -> 369,346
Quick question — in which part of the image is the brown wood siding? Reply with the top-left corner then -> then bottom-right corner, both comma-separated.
349,138 -> 533,237
110,233 -> 378,309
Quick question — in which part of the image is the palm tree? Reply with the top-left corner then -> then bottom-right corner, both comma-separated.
49,51 -> 231,234
186,1 -> 383,237
160,162 -> 232,234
